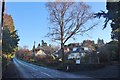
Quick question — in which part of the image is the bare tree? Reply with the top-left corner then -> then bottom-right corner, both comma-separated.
46,2 -> 98,63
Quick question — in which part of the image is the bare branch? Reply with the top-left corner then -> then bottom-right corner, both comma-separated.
46,2 -> 98,47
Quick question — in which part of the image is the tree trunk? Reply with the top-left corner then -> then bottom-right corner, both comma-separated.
61,44 -> 64,60
60,19 -> 64,65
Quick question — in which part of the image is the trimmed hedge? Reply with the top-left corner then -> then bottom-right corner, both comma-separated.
57,64 -> 105,72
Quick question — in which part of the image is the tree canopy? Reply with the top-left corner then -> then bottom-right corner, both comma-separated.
2,13 -> 19,56
2,26 -> 19,54
3,14 -> 15,33
46,2 -> 97,46
95,1 -> 120,41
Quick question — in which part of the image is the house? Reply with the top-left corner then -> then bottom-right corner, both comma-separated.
35,50 -> 46,57
53,50 -> 59,57
52,43 -> 91,60
52,45 -> 70,58
52,42 -> 98,64
68,47 -> 85,60
68,51 -> 81,59
32,42 -> 47,57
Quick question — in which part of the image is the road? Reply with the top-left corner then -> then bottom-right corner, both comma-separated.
13,57 -> 97,79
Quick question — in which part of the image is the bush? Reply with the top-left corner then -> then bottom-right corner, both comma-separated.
98,52 -> 110,64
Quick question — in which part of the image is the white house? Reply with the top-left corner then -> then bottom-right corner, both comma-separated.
68,51 -> 80,59
67,47 -> 89,60
35,50 -> 46,56
53,50 -> 59,57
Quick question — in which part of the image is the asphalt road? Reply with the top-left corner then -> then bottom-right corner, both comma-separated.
13,57 -> 97,79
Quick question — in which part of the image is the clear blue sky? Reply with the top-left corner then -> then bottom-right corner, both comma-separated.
6,2 -> 112,50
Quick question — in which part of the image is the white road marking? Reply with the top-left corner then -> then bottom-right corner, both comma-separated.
40,71 -> 53,78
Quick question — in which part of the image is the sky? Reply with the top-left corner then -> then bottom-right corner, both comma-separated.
5,2 -> 112,50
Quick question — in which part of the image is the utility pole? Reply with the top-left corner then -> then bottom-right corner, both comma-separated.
0,0 -> 5,45
1,0 -> 5,61
1,0 -> 5,28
